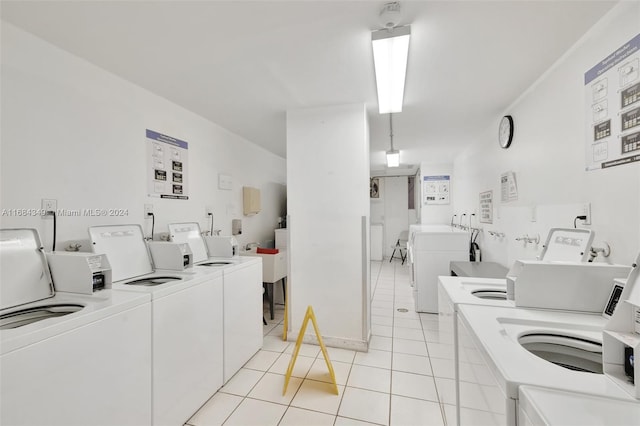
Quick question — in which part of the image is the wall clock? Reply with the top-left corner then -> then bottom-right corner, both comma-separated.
498,115 -> 514,149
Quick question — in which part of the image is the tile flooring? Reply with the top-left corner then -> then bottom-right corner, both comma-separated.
186,260 -> 455,426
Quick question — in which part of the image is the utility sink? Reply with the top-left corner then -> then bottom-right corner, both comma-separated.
240,249 -> 287,283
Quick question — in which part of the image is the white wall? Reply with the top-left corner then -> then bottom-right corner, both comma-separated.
0,22 -> 286,252
452,2 -> 640,267
287,103 -> 370,349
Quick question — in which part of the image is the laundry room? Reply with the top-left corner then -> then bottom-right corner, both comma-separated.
1,1 -> 640,426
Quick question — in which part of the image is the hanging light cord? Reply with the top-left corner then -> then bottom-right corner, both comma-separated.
389,113 -> 395,151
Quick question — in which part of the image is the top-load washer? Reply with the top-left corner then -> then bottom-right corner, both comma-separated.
168,222 -> 237,267
441,228 -> 595,307
0,228 -> 152,426
89,224 -> 224,426
454,255 -> 640,426
518,385 -> 640,426
168,222 -> 263,383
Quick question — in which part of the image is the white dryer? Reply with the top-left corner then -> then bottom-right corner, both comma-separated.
168,222 -> 263,383
0,228 -> 152,426
518,385 -> 640,426
408,224 -> 469,313
89,224 -> 224,426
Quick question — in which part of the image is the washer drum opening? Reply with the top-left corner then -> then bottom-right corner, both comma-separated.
519,333 -> 603,374
471,289 -> 507,300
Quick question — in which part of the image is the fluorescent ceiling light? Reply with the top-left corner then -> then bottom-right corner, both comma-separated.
372,25 -> 411,114
386,149 -> 400,167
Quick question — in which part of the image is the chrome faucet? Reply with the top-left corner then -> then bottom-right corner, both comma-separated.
245,242 -> 259,251
450,214 -> 457,227
459,213 -> 466,229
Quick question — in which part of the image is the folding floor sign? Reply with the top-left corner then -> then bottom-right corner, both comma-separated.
282,305 -> 338,395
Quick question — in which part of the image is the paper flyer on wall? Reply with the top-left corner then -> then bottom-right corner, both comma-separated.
585,33 -> 640,170
479,190 -> 493,223
500,171 -> 518,202
146,129 -> 189,199
423,175 -> 450,205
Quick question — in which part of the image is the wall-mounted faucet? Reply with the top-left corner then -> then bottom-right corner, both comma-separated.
245,242 -> 260,251
450,214 -> 457,227
515,234 -> 540,245
589,242 -> 611,261
459,213 -> 467,230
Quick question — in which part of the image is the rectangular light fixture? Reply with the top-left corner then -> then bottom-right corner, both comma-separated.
372,25 -> 411,114
386,149 -> 400,167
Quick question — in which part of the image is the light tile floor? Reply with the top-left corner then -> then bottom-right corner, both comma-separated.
186,260 -> 453,426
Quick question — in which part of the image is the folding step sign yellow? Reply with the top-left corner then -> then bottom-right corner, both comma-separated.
282,305 -> 339,395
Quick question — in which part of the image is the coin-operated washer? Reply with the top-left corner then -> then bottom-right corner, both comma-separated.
0,228 -> 152,426
516,254 -> 640,426
454,257 -> 638,426
168,222 -> 262,383
89,224 -> 224,426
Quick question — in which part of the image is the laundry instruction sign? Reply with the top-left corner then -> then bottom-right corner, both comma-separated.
423,175 -> 450,205
585,33 -> 640,170
146,129 -> 189,199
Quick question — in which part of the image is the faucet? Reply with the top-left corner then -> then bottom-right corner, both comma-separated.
450,214 -> 457,227
459,213 -> 467,229
245,242 -> 259,251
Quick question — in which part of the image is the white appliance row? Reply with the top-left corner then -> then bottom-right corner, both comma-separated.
437,251 -> 640,426
0,225 -> 263,426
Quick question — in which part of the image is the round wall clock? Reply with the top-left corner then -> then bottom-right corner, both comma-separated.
498,115 -> 514,149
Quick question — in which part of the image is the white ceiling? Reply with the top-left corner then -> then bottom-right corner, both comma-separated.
1,1 -> 617,175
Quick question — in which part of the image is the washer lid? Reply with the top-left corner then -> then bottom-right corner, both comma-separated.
539,228 -> 594,262
88,225 -> 153,282
168,222 -> 208,263
0,229 -> 54,310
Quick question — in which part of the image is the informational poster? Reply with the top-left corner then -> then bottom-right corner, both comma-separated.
479,190 -> 493,223
585,33 -> 640,170
423,175 -> 450,205
500,171 -> 518,202
146,129 -> 189,199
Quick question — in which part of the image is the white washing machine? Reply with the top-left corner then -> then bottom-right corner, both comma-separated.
0,228 -> 152,426
168,222 -> 263,383
89,224 -> 224,426
439,228 -> 595,310
518,385 -> 640,426
456,304 -> 635,426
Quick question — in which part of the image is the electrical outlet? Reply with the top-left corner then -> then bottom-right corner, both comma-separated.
144,204 -> 154,217
581,202 -> 591,225
205,205 -> 213,216
41,198 -> 57,215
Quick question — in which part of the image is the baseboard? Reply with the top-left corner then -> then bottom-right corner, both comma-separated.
286,331 -> 369,352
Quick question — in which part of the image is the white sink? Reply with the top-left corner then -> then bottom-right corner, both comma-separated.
240,249 -> 287,283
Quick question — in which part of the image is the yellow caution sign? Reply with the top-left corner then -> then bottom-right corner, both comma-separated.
282,305 -> 338,396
